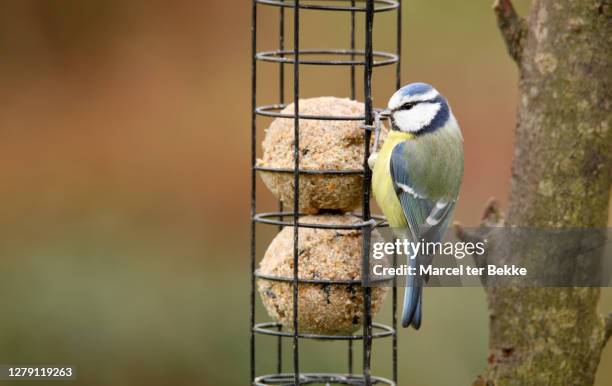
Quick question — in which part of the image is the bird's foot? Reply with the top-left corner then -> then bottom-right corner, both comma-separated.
368,152 -> 379,170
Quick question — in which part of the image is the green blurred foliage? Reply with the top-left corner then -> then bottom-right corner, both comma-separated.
0,0 -> 610,385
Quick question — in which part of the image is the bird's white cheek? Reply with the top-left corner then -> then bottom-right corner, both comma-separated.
393,103 -> 440,132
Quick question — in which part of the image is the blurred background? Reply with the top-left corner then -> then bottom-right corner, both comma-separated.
0,1 -> 610,385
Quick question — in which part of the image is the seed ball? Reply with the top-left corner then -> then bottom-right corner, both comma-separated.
257,97 -> 387,214
257,215 -> 389,335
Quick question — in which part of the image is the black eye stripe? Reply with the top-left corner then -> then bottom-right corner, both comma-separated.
396,97 -> 439,111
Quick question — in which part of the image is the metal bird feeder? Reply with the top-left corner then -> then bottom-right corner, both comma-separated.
250,1 -> 402,384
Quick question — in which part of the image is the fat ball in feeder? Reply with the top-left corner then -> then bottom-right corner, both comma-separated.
257,214 -> 389,335
258,97 -> 387,214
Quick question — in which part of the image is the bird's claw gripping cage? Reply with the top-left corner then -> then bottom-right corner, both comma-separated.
251,1 -> 402,384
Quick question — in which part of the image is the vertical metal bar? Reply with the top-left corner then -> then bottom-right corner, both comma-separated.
362,1 -> 374,385
393,4 -> 402,383
363,5 -> 374,218
348,340 -> 353,374
280,1 -> 286,105
347,0 -> 357,372
250,0 -> 258,383
292,1 -> 301,385
392,251 -> 398,384
396,0 -> 402,90
350,0 -> 356,100
277,1 -> 286,375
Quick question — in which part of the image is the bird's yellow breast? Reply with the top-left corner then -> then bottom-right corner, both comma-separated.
371,130 -> 413,229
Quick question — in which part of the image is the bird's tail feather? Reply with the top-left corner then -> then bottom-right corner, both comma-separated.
401,256 -> 423,329
412,286 -> 423,329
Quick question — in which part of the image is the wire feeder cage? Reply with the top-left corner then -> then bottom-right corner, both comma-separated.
251,1 -> 402,384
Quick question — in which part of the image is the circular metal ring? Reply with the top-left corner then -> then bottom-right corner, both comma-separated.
255,165 -> 364,175
256,104 -> 365,121
255,105 -> 392,122
256,49 -> 398,66
255,372 -> 395,385
253,212 -> 388,229
253,322 -> 395,341
255,0 -> 399,13
255,270 -> 394,285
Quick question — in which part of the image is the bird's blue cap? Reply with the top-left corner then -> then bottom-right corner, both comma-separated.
398,82 -> 434,97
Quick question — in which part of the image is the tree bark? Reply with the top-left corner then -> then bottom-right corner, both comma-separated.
463,1 -> 612,384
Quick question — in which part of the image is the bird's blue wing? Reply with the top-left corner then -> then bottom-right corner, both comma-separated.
389,141 -> 455,243
390,140 -> 456,328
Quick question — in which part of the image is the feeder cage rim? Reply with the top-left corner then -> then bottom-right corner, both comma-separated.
256,49 -> 398,66
254,270 -> 394,285
256,104 -> 391,122
253,322 -> 395,340
254,372 -> 395,386
254,165 -> 364,175
255,0 -> 399,13
253,212 -> 388,229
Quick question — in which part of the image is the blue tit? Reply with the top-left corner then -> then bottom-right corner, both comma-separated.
369,82 -> 464,329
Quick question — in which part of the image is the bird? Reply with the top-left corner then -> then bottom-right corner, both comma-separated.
369,82 -> 464,329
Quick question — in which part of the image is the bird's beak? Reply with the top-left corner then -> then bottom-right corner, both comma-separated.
378,109 -> 392,119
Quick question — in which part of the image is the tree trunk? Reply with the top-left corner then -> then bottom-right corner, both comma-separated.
464,1 -> 612,384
